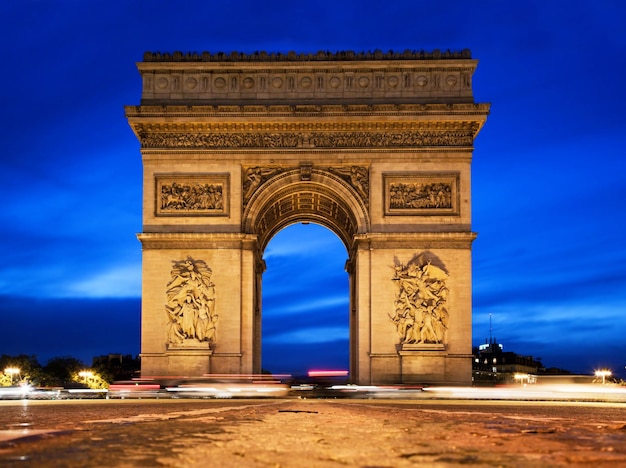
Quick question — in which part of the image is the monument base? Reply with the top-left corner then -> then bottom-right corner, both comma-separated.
401,343 -> 446,352
398,349 -> 473,385
140,347 -> 213,378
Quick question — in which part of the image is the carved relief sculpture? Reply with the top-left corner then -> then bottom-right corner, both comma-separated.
389,254 -> 449,346
328,166 -> 369,205
156,175 -> 228,216
390,182 -> 451,209
242,166 -> 283,204
384,173 -> 459,216
165,257 -> 217,347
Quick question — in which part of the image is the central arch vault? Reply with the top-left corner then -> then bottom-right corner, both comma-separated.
127,49 -> 489,385
244,167 -> 368,251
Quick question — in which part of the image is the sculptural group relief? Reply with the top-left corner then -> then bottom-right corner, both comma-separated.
389,181 -> 452,209
156,175 -> 228,216
328,166 -> 369,204
243,167 -> 284,204
165,257 -> 217,348
389,254 -> 449,347
384,173 -> 459,216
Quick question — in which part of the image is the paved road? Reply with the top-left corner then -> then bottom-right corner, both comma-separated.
1,398 -> 625,467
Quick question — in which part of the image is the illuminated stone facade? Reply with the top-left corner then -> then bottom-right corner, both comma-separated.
126,49 -> 489,384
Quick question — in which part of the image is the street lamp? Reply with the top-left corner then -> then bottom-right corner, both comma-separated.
513,373 -> 529,386
79,370 -> 94,385
594,369 -> 612,385
4,367 -> 21,385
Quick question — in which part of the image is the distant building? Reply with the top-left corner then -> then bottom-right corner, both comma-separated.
472,338 -> 545,385
92,354 -> 140,381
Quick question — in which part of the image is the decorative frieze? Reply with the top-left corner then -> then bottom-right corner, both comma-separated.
139,131 -> 475,149
141,70 -> 472,95
156,174 -> 229,216
384,172 -> 460,216
138,50 -> 477,104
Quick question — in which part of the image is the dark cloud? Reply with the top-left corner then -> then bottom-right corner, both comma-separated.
0,296 -> 140,365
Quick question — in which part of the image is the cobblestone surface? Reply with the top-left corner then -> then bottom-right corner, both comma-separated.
1,399 -> 625,467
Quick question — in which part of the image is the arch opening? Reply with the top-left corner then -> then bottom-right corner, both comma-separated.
260,222 -> 349,377
243,168 -> 370,253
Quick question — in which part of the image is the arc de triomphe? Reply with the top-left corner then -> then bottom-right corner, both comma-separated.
126,49 -> 489,385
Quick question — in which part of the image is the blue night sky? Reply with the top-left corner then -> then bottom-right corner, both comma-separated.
1,1 -> 625,379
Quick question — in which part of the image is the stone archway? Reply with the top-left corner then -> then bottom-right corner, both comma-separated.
242,167 -> 368,377
243,166 -> 369,250
127,49 -> 489,385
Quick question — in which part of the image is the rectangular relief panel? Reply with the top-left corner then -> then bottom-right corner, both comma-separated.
383,172 -> 460,216
155,173 -> 229,217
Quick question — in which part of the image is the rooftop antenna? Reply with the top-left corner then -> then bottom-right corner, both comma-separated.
489,313 -> 493,344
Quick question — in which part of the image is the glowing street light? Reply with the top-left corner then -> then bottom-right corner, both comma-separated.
79,370 -> 94,385
594,369 -> 612,385
4,367 -> 21,384
513,373 -> 529,386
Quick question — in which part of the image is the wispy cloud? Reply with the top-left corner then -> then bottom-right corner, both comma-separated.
264,295 -> 348,317
265,327 -> 349,345
264,223 -> 347,260
63,264 -> 142,298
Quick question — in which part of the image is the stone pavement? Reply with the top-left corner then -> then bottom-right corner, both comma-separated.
1,399 -> 626,467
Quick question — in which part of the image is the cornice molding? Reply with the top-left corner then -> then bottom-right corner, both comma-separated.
142,49 -> 473,63
131,121 -> 481,132
139,147 -> 475,158
352,232 -> 477,250
126,103 -> 490,118
137,232 -> 259,250
127,111 -> 488,150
